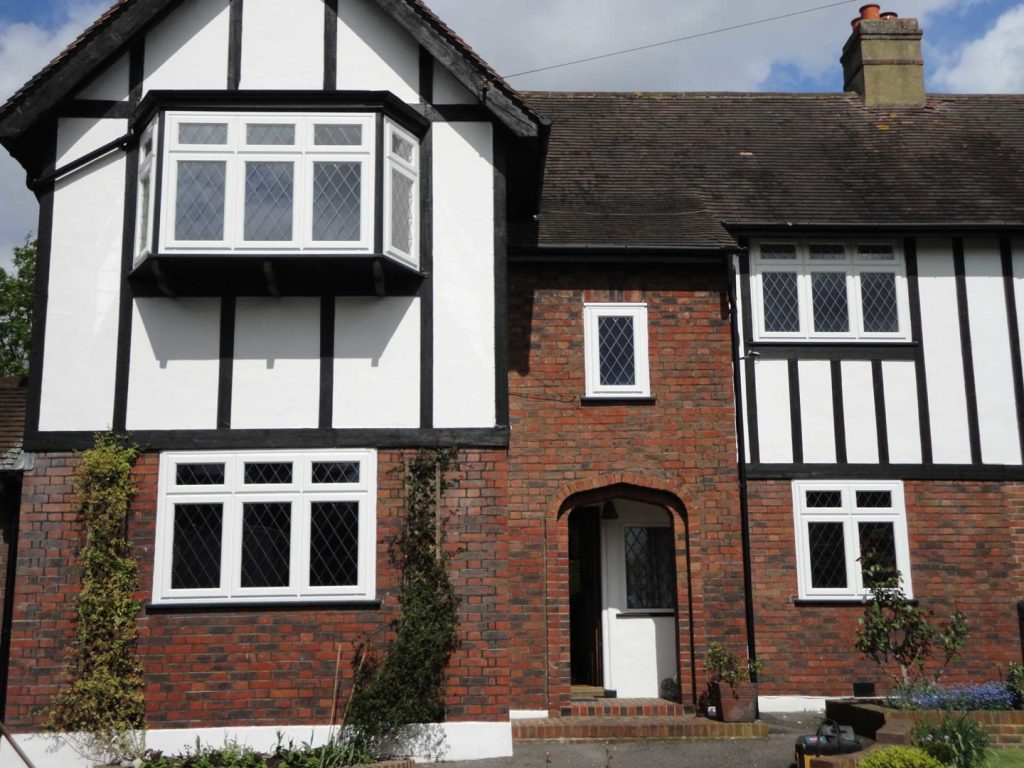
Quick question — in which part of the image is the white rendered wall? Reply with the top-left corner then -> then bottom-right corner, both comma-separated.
56,117 -> 128,166
433,65 -> 477,104
754,360 -> 793,463
881,361 -> 922,464
144,0 -> 230,93
39,120 -> 126,431
336,0 -> 419,102
798,360 -> 836,463
917,239 -> 972,464
841,361 -> 879,464
76,53 -> 129,101
232,298 -> 319,429
432,122 -> 496,428
963,238 -> 1022,464
126,298 -> 221,430
241,0 -> 323,89
333,296 -> 420,428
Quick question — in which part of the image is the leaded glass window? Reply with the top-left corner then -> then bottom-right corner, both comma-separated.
598,316 -> 636,386
313,162 -> 362,242
624,526 -> 675,610
762,271 -> 800,333
584,304 -> 650,397
309,501 -> 359,587
174,161 -> 226,241
171,503 -> 223,590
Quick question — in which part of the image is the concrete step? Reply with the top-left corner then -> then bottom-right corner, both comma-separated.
512,715 -> 770,742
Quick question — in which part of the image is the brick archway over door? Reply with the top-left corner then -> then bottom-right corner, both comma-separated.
546,474 -> 697,715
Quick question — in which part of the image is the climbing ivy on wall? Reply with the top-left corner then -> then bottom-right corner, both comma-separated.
341,448 -> 461,760
47,435 -> 144,748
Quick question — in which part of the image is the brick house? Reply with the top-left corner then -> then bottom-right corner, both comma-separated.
0,1 -> 1022,764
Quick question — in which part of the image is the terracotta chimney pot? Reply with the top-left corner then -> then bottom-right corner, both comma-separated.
860,4 -> 882,20
851,17 -> 862,30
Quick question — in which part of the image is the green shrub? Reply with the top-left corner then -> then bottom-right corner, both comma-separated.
859,746 -> 944,768
1008,663 -> 1024,709
913,713 -> 992,768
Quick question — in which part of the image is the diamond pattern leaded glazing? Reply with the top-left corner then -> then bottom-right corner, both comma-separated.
241,502 -> 291,589
808,521 -> 847,589
176,463 -> 226,486
859,521 -> 898,585
313,162 -> 361,242
171,503 -> 223,590
624,527 -> 675,610
598,315 -> 636,386
812,272 -> 850,333
809,244 -> 846,261
806,490 -> 843,508
761,244 -> 797,260
391,134 -> 414,163
856,490 -> 893,509
858,244 -> 896,261
246,123 -> 296,145
314,124 -> 363,146
309,501 -> 359,587
178,123 -> 228,145
175,161 -> 226,241
312,462 -> 360,484
243,462 -> 293,485
391,169 -> 414,254
244,162 -> 294,241
762,271 -> 800,332
861,272 -> 899,333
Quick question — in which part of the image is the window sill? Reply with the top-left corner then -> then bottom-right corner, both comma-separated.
580,396 -> 657,406
747,342 -> 918,361
792,597 -> 918,607
145,598 -> 382,614
616,610 -> 675,618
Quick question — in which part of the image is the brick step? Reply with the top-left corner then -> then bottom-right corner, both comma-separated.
566,698 -> 689,718
512,716 -> 769,742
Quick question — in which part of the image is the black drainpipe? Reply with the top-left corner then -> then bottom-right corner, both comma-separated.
726,253 -> 758,680
0,476 -> 21,723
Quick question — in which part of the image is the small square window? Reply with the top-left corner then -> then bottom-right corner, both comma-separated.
583,304 -> 650,398
793,481 -> 912,600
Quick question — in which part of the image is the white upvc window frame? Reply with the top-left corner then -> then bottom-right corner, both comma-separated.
583,303 -> 651,399
160,112 -> 377,255
792,479 -> 913,600
383,119 -> 420,267
133,119 -> 159,262
153,449 -> 377,605
751,239 -> 911,342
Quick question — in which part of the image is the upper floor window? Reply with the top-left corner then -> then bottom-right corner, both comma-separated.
792,480 -> 912,600
583,303 -> 650,398
138,111 -> 419,267
751,240 -> 910,342
152,449 -> 377,605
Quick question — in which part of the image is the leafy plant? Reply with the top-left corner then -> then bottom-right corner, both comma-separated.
340,449 -> 461,761
908,682 -> 1015,712
704,641 -> 763,686
858,745 -> 944,768
46,435 -> 144,763
855,562 -> 969,701
1007,663 -> 1024,709
0,238 -> 35,376
913,713 -> 992,768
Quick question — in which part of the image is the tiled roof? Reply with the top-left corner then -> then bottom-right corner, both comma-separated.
519,91 -> 1024,248
0,377 -> 27,472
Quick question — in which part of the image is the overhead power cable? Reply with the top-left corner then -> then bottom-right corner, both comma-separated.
502,0 -> 861,79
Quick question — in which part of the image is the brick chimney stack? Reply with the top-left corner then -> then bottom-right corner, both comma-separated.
841,4 -> 925,108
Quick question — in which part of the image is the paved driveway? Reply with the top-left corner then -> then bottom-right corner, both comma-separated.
445,714 -> 826,768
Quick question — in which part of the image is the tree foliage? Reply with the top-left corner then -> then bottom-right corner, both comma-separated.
0,239 -> 35,376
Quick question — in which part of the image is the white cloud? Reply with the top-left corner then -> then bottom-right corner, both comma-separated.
0,1 -> 106,269
931,4 -> 1024,92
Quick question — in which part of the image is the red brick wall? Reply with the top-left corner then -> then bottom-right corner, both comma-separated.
5,449 -> 509,729
750,479 -> 1024,697
507,264 -> 749,715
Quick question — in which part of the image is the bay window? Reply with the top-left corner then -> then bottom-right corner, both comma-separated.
137,110 -> 421,269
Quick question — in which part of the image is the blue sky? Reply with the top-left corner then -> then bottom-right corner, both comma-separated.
0,0 -> 1023,266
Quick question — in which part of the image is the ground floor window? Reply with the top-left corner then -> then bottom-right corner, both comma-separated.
792,480 -> 911,600
152,449 -> 376,604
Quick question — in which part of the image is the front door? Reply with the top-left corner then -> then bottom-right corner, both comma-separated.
569,507 -> 603,687
600,500 -> 679,699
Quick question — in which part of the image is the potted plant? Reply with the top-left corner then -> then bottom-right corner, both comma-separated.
705,642 -> 763,723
